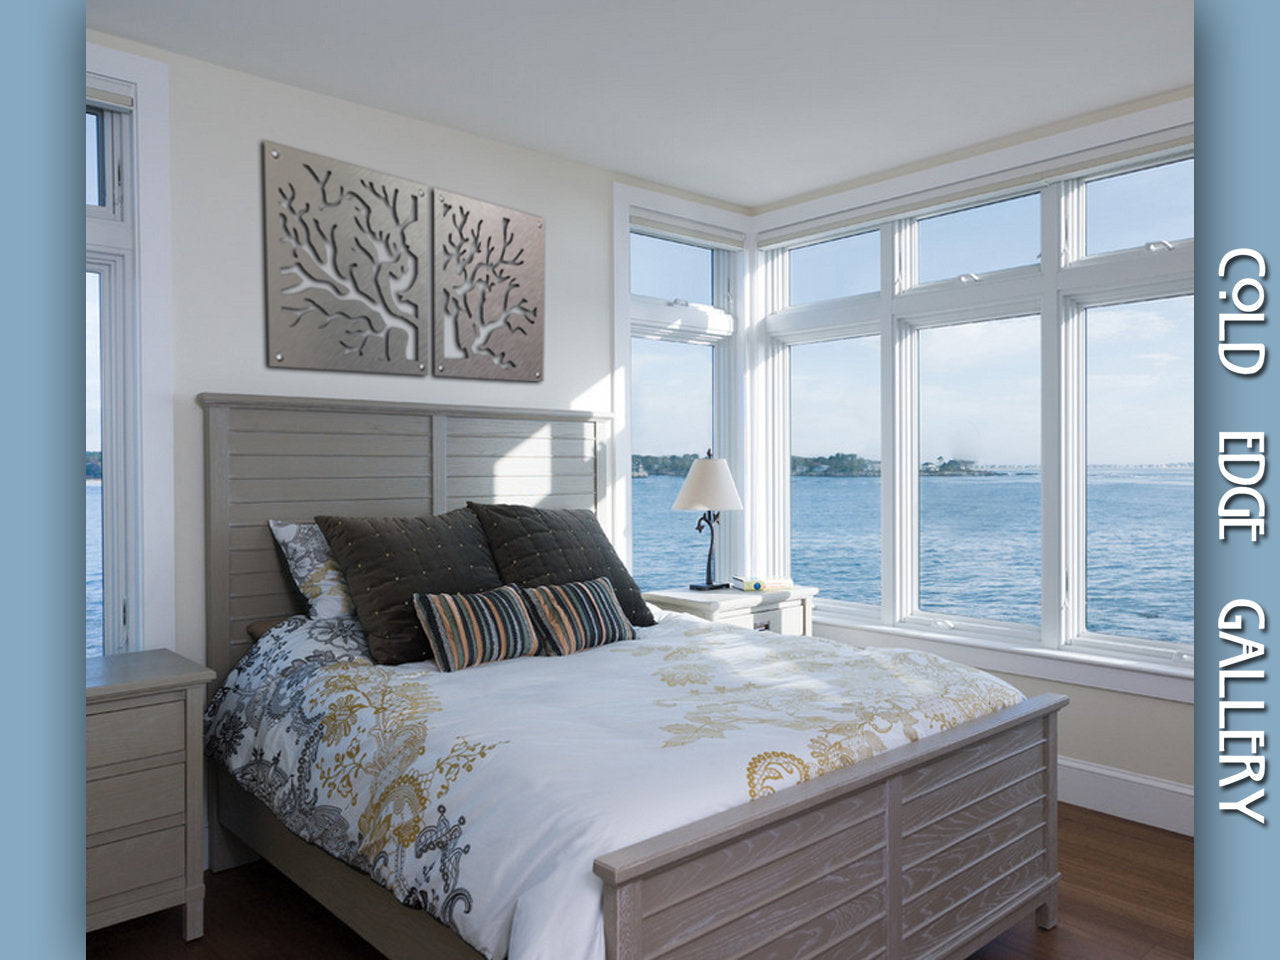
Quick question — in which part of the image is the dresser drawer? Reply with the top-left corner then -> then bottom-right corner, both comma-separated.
87,700 -> 185,768
87,826 -> 185,902
87,764 -> 185,836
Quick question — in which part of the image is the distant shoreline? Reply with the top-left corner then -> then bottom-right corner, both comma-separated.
632,453 -> 1190,480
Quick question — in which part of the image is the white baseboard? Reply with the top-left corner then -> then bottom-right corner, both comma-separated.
1058,756 -> 1193,836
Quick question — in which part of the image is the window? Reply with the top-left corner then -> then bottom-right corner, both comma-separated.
86,272 -> 104,657
918,316 -> 1040,625
790,337 -> 880,603
1085,159 -> 1194,256
86,45 -> 174,659
788,232 -> 879,305
623,216 -> 740,590
630,233 -> 714,304
1085,297 -> 1193,644
86,96 -> 133,658
86,108 -> 104,207
762,152 -> 1191,664
630,337 -> 715,590
917,193 -> 1040,284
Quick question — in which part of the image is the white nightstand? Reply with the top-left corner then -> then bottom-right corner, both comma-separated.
86,649 -> 216,940
643,585 -> 819,635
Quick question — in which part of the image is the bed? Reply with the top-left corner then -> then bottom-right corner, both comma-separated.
200,392 -> 1067,960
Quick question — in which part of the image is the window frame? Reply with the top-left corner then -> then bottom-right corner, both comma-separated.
766,154 -> 1194,670
611,186 -> 753,580
86,43 -> 174,656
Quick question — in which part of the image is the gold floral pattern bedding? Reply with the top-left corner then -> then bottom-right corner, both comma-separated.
205,611 -> 1022,960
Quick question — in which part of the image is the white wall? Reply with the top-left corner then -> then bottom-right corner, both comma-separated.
89,31 -> 618,668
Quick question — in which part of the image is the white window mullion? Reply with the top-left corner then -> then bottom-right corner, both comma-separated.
757,246 -> 791,582
1040,183 -> 1069,649
884,220 -> 918,623
1059,298 -> 1087,646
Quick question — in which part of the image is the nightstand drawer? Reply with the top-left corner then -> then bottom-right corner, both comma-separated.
87,826 -> 185,902
752,608 -> 781,632
87,764 -> 185,836
87,700 -> 185,768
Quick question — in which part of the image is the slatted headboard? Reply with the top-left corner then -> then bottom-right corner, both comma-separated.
199,393 -> 610,684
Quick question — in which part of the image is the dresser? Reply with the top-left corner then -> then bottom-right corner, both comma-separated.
643,585 -> 819,635
86,650 -> 215,940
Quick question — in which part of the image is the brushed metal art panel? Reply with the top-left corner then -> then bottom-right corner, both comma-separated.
263,142 -> 430,376
434,190 -> 545,381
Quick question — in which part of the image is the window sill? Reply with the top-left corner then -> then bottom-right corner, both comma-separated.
813,602 -> 1193,704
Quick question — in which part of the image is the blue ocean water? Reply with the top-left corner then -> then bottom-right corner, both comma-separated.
633,468 -> 1192,644
84,469 -> 1193,655
86,482 -> 103,658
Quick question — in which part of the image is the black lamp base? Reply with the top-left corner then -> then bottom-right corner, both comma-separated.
689,582 -> 729,591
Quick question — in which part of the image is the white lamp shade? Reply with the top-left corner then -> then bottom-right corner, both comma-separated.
672,457 -> 743,511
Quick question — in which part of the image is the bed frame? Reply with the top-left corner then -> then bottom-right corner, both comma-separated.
201,392 -> 1067,960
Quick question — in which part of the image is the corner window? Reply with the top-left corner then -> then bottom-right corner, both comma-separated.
1085,296 -> 1193,644
917,193 -> 1040,284
625,225 -> 735,591
629,233 -> 714,305
629,337 -> 715,590
918,316 -> 1041,625
788,232 -> 879,305
790,337 -> 881,603
1085,159 -> 1194,256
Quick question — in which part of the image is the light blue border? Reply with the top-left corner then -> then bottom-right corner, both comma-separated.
1,2 -> 88,956
3,2 -> 1263,955
1196,1 -> 1280,955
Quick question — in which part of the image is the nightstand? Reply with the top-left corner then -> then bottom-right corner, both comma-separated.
86,649 -> 216,940
643,585 -> 819,635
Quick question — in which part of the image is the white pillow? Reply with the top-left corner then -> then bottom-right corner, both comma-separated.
268,520 -> 354,619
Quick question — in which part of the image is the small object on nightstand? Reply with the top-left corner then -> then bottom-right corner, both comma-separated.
644,584 -> 818,636
731,575 -> 794,592
86,649 -> 215,941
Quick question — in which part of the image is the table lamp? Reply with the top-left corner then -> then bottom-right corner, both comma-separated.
671,450 -> 743,590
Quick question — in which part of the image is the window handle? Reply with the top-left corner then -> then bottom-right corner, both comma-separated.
1146,240 -> 1174,251
959,273 -> 981,283
668,298 -> 690,306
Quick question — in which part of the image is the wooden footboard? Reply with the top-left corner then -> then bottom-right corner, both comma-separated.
212,694 -> 1064,960
594,693 -> 1066,960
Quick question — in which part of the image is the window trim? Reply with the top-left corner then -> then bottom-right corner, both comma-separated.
86,43 -> 173,655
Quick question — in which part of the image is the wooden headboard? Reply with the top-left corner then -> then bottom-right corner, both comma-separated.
199,393 -> 610,684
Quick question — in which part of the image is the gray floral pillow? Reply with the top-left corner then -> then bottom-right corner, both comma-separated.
268,520 -> 354,619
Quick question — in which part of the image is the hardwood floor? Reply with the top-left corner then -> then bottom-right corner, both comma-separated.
87,803 -> 1191,960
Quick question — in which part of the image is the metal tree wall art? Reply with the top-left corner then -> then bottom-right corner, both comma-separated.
434,190 -> 545,381
263,142 -> 431,376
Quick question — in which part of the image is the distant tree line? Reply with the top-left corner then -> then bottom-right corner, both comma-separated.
632,452 -> 883,478
633,452 -> 1008,479
86,451 -> 102,479
632,453 -> 699,477
791,452 -> 879,476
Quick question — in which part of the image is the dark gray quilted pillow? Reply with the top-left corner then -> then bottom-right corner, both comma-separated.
316,511 -> 502,664
466,502 -> 655,627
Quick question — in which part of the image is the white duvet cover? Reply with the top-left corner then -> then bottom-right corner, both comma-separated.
205,611 -> 1023,960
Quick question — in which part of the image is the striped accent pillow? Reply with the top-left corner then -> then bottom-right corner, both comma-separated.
412,585 -> 540,672
521,577 -> 636,656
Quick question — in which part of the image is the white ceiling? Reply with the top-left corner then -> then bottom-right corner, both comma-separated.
86,0 -> 1192,209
